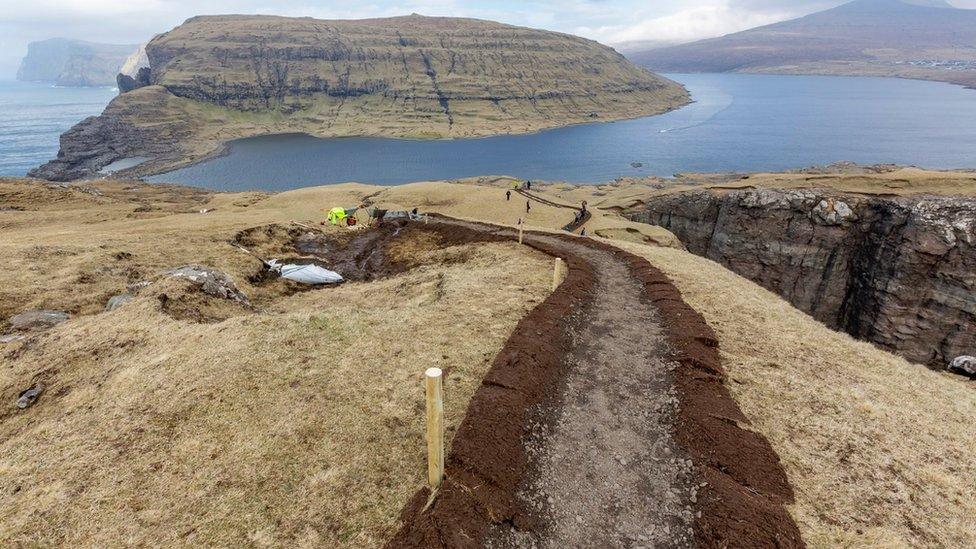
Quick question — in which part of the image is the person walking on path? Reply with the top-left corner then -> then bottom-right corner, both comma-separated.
527,180 -> 532,190
506,190 -> 511,201
526,200 -> 531,213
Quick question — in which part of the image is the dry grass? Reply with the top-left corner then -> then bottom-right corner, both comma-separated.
0,178 -> 552,547
388,179 -> 682,247
613,240 -> 976,548
5,175 -> 973,547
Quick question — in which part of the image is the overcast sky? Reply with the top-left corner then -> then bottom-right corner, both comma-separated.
2,0 -> 975,78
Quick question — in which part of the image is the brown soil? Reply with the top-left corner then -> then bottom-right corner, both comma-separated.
613,247 -> 803,548
236,219 -> 437,288
387,218 -> 804,548
486,237 -> 695,548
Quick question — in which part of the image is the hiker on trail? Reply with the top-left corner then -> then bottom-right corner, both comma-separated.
581,200 -> 588,214
526,200 -> 531,213
581,228 -> 587,237
527,180 -> 532,190
506,190 -> 511,201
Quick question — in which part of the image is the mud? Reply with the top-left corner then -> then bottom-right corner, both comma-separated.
235,220 -> 431,288
388,217 -> 804,549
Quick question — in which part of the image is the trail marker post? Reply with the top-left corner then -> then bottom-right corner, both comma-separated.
553,258 -> 565,291
425,367 -> 445,491
518,218 -> 524,245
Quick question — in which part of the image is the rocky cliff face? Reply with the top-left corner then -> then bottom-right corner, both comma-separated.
630,188 -> 975,367
30,14 -> 688,181
17,38 -> 138,87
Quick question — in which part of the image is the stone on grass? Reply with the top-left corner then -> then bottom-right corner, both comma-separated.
105,294 -> 135,312
9,310 -> 69,332
16,383 -> 44,409
949,356 -> 976,377
163,265 -> 249,304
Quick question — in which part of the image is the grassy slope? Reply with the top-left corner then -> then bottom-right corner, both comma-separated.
615,241 -> 976,548
0,179 -> 555,546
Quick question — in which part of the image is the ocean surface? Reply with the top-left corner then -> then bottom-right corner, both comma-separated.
0,80 -> 117,177
4,74 -> 976,187
148,73 -> 976,190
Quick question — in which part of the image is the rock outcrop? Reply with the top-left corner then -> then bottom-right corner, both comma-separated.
30,14 -> 688,181
16,38 -> 138,87
9,310 -> 70,332
117,67 -> 151,93
629,188 -> 976,367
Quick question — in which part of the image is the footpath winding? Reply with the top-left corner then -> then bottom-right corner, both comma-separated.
388,217 -> 803,549
514,188 -> 591,232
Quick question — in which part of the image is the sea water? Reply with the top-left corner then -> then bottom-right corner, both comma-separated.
0,80 -> 116,177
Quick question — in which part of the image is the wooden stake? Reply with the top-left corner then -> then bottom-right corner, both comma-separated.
425,367 -> 445,491
518,219 -> 524,245
552,258 -> 565,291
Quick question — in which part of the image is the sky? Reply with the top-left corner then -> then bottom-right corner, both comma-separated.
2,0 -> 975,78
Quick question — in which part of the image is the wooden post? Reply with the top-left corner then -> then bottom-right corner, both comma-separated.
552,258 -> 565,291
425,367 -> 445,491
518,219 -> 524,245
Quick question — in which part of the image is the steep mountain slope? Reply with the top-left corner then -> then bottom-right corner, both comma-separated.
630,0 -> 976,88
17,38 -> 138,87
30,14 -> 688,181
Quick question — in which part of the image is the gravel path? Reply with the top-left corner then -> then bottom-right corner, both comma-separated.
482,235 -> 695,548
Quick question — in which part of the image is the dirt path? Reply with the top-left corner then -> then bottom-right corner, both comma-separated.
514,189 -> 590,232
487,237 -> 694,548
389,218 -> 802,549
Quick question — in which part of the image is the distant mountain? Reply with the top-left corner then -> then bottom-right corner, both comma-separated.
630,0 -> 976,88
17,38 -> 138,87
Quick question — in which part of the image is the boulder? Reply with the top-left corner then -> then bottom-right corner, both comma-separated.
16,383 -> 44,409
163,265 -> 249,304
9,310 -> 69,332
949,356 -> 976,377
105,294 -> 135,312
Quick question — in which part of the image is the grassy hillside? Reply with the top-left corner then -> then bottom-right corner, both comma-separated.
2,176 -> 972,546
618,241 -> 976,547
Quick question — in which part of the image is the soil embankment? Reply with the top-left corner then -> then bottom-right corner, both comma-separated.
629,188 -> 976,368
389,218 -> 802,548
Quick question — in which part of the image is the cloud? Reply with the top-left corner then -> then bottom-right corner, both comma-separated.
3,0 -> 976,77
579,2 -> 796,44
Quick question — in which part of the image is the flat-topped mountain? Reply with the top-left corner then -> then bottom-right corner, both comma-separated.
630,0 -> 976,88
31,14 -> 688,181
17,38 -> 138,87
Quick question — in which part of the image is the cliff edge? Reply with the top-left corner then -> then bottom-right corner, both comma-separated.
630,187 -> 975,368
17,38 -> 137,87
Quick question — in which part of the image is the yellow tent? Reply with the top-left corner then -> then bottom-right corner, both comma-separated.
327,207 -> 347,225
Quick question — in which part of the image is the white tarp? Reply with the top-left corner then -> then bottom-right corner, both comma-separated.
267,260 -> 344,285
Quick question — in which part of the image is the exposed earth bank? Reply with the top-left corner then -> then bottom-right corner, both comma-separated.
29,14 -> 688,182
629,187 -> 976,368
